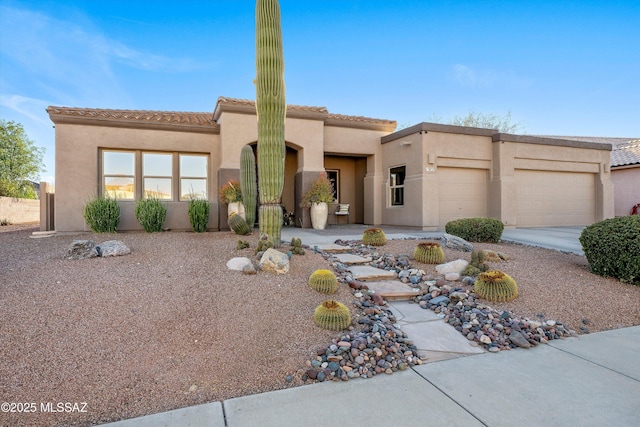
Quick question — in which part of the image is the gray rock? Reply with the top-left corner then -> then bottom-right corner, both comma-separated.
508,331 -> 532,348
441,233 -> 473,252
96,240 -> 130,257
258,248 -> 290,274
65,240 -> 99,259
242,263 -> 257,275
429,295 -> 450,306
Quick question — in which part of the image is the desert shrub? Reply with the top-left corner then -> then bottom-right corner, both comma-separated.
579,216 -> 640,285
0,218 -> 11,226
188,198 -> 210,232
83,195 -> 120,233
445,217 -> 504,242
135,197 -> 166,233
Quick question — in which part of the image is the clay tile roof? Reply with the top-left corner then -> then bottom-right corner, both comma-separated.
326,113 -> 397,132
216,96 -> 328,114
611,139 -> 640,167
214,96 -> 396,131
47,106 -> 218,133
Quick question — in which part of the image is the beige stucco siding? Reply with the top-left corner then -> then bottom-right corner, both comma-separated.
54,123 -> 219,232
611,167 -> 640,216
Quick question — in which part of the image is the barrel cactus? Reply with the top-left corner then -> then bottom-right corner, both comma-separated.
256,0 -> 286,247
308,269 -> 338,294
240,144 -> 257,229
313,300 -> 351,331
474,270 -> 518,302
228,212 -> 250,235
413,241 -> 445,264
362,227 -> 386,246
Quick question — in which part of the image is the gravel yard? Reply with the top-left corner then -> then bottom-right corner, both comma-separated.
1,225 -> 639,427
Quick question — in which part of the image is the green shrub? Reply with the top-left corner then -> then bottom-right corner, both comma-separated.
445,217 -> 504,242
135,197 -> 166,232
188,198 -> 210,232
83,195 -> 120,233
579,216 -> 640,285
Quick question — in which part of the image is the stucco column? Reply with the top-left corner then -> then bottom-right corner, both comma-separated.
595,163 -> 615,221
489,140 -> 517,227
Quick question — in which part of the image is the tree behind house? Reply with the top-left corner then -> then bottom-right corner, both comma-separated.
0,119 -> 45,199
430,111 -> 525,134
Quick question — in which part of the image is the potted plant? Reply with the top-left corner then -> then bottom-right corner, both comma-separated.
219,180 -> 245,219
301,173 -> 335,229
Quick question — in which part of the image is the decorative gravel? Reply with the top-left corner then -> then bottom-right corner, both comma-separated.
1,226 -> 639,426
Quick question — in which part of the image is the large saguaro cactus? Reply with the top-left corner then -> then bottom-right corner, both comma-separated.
256,0 -> 285,247
240,144 -> 257,228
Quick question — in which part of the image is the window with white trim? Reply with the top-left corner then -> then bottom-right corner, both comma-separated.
389,165 -> 405,206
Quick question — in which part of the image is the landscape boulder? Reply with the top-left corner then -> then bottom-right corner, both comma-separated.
258,248 -> 290,275
65,240 -> 99,259
435,259 -> 469,275
227,257 -> 253,271
441,233 -> 473,252
97,240 -> 131,257
65,239 -> 130,259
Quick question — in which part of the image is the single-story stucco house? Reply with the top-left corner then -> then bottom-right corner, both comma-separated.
46,96 -> 615,232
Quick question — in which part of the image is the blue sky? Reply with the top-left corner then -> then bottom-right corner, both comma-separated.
1,0 -> 639,183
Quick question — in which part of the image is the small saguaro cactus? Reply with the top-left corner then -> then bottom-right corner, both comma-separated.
362,227 -> 386,246
308,269 -> 338,294
240,144 -> 257,229
228,212 -> 251,235
313,300 -> 351,331
474,270 -> 519,302
413,241 -> 445,264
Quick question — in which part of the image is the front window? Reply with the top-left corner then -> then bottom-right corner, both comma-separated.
101,150 -> 209,201
390,165 -> 405,206
103,151 -> 135,200
143,153 -> 172,199
180,154 -> 208,200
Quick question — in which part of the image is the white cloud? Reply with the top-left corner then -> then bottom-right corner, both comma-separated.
0,94 -> 51,125
452,64 -> 532,90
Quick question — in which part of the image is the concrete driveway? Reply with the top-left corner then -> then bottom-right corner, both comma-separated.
501,226 -> 585,255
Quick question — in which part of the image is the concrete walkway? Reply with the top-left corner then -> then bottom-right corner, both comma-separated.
100,225 -> 638,427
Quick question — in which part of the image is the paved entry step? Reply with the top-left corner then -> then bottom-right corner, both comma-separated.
333,253 -> 372,265
365,280 -> 422,301
349,265 -> 397,281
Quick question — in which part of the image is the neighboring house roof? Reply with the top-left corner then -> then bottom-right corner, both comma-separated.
537,135 -> 640,168
611,139 -> 640,167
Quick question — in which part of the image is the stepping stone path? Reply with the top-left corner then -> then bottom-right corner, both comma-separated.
334,252 -> 421,301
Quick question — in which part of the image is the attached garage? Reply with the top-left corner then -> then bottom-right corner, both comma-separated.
438,167 -> 488,227
515,170 -> 596,227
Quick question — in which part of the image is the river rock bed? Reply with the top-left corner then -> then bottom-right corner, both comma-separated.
314,238 -> 578,366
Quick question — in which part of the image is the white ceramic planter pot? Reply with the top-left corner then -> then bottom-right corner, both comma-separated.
310,202 -> 328,230
227,202 -> 246,220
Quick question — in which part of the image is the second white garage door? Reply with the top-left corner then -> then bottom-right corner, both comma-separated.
438,167 -> 488,227
515,170 -> 595,227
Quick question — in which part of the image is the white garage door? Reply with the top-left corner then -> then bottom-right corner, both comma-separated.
438,167 -> 488,227
515,170 -> 595,227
